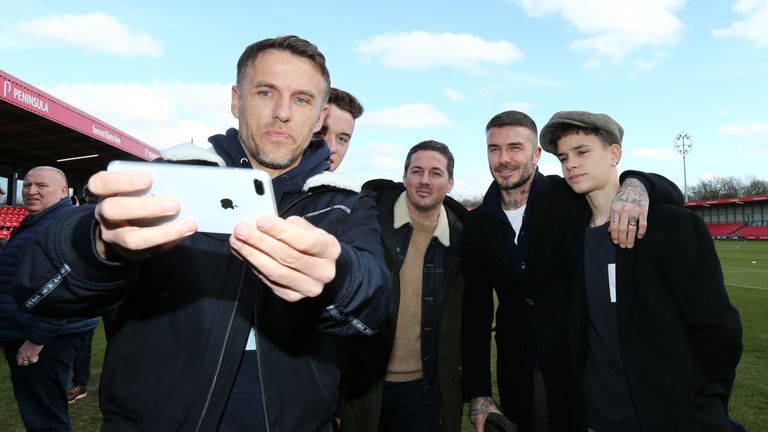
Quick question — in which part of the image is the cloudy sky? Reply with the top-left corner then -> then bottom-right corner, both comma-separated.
2,0 -> 767,199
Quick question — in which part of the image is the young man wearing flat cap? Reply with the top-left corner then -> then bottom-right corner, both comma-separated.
461,110 -> 685,432
541,110 -> 743,432
461,111 -> 696,432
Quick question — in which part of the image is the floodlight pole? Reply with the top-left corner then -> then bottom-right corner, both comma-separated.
675,132 -> 693,202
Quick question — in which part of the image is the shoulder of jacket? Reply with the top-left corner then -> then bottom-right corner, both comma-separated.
303,171 -> 362,193
160,142 -> 226,167
443,195 -> 468,219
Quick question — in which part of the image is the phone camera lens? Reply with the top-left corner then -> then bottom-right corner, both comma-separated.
253,179 -> 265,195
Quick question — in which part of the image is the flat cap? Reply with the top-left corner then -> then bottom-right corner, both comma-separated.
540,110 -> 624,155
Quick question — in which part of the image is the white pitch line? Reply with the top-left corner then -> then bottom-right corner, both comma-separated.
728,284 -> 768,292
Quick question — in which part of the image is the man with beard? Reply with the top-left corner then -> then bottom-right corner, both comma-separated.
461,111 -> 682,432
14,35 -> 390,432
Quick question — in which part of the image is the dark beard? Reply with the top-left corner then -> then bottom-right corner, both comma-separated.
253,153 -> 295,170
497,165 -> 534,191
246,143 -> 301,170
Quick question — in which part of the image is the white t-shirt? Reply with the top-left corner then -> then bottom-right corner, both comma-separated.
504,204 -> 526,244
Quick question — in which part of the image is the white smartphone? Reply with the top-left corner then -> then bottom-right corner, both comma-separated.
107,160 -> 277,234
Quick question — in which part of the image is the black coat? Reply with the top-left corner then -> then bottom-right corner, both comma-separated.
461,170 -> 684,432
462,172 -> 582,432
1,198 -> 98,345
13,132 -> 391,432
568,203 -> 743,431
341,179 -> 466,432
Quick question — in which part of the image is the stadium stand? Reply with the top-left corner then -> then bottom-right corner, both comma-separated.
687,194 -> 767,240
706,222 -> 748,237
734,225 -> 768,240
1,68 -> 160,207
0,206 -> 28,239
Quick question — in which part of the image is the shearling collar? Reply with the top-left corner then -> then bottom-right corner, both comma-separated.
161,143 -> 226,166
302,171 -> 361,193
393,191 -> 451,247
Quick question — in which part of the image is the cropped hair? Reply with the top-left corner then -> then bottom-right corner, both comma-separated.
547,124 -> 611,150
236,35 -> 331,101
404,140 -> 455,179
329,88 -> 364,119
485,110 -> 538,135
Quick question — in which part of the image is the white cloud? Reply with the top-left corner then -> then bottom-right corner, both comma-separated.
356,31 -> 524,71
452,168 -> 493,199
368,155 -> 406,172
720,122 -> 768,142
712,0 -> 768,46
516,0 -> 684,63
44,81 -> 235,149
630,147 -> 681,161
343,141 -> 407,172
444,88 -> 467,101
360,103 -> 451,129
8,12 -> 163,57
631,50 -> 669,75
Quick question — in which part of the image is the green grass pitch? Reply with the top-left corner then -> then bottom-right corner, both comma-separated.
1,241 -> 766,431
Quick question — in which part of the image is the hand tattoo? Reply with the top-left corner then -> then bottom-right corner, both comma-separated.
613,178 -> 648,210
469,396 -> 495,418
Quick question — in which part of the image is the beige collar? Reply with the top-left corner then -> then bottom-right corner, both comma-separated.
393,191 -> 451,247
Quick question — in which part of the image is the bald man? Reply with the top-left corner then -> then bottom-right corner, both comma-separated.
0,166 -> 99,431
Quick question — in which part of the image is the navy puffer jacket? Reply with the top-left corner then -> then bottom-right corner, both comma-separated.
0,198 -> 98,345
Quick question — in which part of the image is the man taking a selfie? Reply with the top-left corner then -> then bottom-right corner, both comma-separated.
13,35 -> 390,432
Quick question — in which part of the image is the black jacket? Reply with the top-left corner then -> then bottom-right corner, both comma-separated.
341,179 -> 466,432
568,203 -> 742,431
13,129 -> 391,432
0,198 -> 98,345
461,170 -> 684,432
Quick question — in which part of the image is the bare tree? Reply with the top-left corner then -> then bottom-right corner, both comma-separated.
689,175 -> 768,200
720,176 -> 744,198
689,177 -> 723,200
742,175 -> 768,196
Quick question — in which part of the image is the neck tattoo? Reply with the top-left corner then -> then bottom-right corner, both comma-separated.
501,188 -> 529,211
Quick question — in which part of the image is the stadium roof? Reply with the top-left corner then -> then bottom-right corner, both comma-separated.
685,194 -> 768,207
1,69 -> 160,185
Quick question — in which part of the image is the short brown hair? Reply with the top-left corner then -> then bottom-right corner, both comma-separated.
547,124 -> 611,151
485,110 -> 538,135
329,88 -> 364,119
236,35 -> 331,101
404,140 -> 455,179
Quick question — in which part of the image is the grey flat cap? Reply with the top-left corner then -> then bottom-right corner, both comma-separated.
540,110 -> 624,155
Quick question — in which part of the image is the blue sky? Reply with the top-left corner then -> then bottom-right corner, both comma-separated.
2,0 -> 767,199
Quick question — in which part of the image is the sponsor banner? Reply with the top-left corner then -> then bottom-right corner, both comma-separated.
686,194 -> 768,207
2,69 -> 160,161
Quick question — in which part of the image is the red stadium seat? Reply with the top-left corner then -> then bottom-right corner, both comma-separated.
706,222 -> 747,237
734,226 -> 768,239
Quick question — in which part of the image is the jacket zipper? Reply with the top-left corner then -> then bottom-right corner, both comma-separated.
199,191 -> 313,432
253,304 -> 271,432
252,190 -> 315,431
194,266 -> 247,432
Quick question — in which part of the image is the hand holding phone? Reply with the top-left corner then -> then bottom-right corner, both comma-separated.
86,161 -> 277,261
86,169 -> 192,261
107,161 -> 277,234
